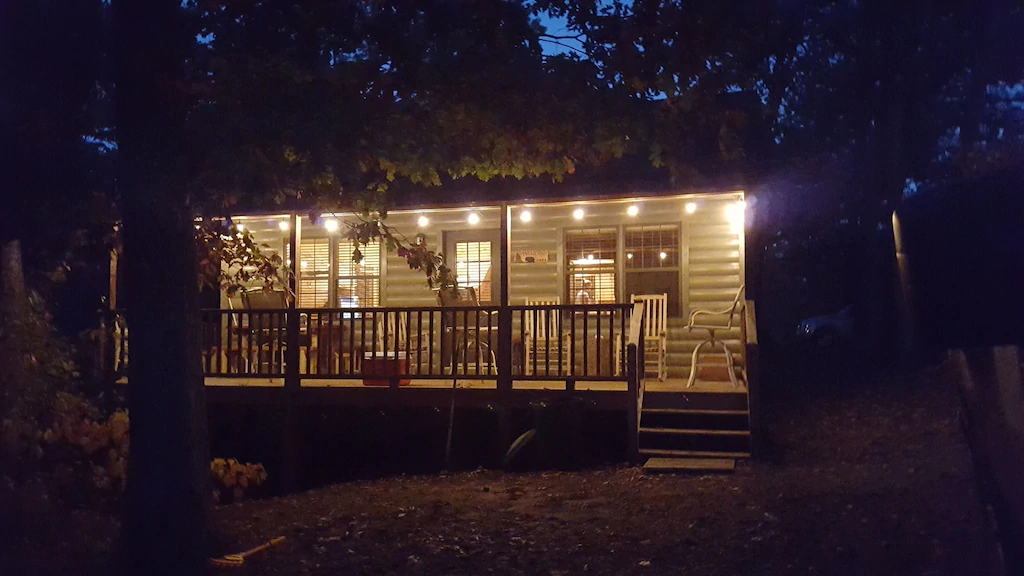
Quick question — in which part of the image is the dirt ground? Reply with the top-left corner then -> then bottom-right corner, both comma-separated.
210,370 -> 1002,576
6,368 -> 1003,575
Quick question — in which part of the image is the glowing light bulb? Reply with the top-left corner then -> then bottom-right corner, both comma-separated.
587,254 -> 594,260
324,219 -> 339,232
278,220 -> 289,231
467,212 -> 480,225
627,253 -> 633,259
627,205 -> 639,216
660,251 -> 667,260
573,208 -> 585,220
418,215 -> 429,227
685,202 -> 697,214
235,223 -> 245,232
520,210 -> 532,223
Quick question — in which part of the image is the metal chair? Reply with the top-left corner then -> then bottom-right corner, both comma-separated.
631,293 -> 668,381
686,285 -> 745,388
524,298 -> 569,375
437,287 -> 495,375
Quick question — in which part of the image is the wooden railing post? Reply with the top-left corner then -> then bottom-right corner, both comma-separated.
497,204 -> 513,455
743,300 -> 762,458
625,301 -> 646,465
626,343 -> 640,464
281,212 -> 301,492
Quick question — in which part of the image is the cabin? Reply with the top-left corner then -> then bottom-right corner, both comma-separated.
104,190 -> 761,469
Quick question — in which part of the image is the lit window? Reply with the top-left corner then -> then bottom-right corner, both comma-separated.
625,224 -> 680,269
566,228 -> 617,304
337,240 -> 381,308
455,241 -> 492,302
297,238 -> 331,308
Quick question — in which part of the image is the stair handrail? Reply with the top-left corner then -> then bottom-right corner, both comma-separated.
626,301 -> 646,464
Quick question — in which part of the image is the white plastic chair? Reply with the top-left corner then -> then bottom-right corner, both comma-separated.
524,298 -> 569,375
631,293 -> 668,381
686,285 -> 745,388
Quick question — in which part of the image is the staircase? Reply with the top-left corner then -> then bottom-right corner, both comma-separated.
640,317 -> 751,473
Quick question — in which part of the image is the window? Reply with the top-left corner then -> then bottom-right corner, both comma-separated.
297,237 -> 381,308
566,228 -> 617,304
298,238 -> 331,308
455,241 -> 492,302
337,239 -> 381,308
625,224 -> 680,269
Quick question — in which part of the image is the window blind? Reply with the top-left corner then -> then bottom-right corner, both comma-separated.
337,239 -> 381,307
455,241 -> 492,302
566,228 -> 617,304
298,238 -> 331,308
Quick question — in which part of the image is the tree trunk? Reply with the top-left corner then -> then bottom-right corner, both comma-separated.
113,1 -> 213,575
1,239 -> 27,314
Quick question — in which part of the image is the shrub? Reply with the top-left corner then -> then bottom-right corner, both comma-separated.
210,458 -> 268,504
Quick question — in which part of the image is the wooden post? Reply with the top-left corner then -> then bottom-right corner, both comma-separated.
626,343 -> 640,464
497,203 -> 513,455
282,212 -> 301,492
743,301 -> 763,458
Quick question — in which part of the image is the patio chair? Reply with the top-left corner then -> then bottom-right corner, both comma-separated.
437,287 -> 496,375
686,284 -> 745,389
524,298 -> 569,375
631,293 -> 668,381
241,289 -> 289,374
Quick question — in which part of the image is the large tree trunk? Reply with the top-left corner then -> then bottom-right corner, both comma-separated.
113,1 -> 213,575
1,239 -> 27,314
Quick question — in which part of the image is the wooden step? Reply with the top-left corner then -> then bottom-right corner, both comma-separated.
642,408 -> 748,416
639,427 -> 750,436
643,457 -> 735,473
640,448 -> 752,459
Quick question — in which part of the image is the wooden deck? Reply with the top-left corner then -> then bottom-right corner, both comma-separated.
201,376 -> 742,393
116,376 -> 743,411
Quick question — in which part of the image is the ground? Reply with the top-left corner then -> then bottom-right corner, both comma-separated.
5,368 -> 1003,575
212,369 -> 1001,576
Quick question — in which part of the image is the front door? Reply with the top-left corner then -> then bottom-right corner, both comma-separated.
444,229 -> 501,304
623,224 -> 682,316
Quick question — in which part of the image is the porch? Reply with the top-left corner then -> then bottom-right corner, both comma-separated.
104,191 -> 760,464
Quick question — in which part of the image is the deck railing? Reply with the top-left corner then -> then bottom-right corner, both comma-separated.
104,303 -> 633,383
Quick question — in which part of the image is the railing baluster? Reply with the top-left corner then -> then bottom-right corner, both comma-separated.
348,311 -> 355,375
518,309 -> 525,376
583,307 -> 589,377
620,307 -> 626,375
404,310 -> 411,374
428,310 -> 435,377
226,311 -> 234,375
596,308 -> 603,376
416,310 -> 423,376
570,310 -> 577,378
531,307 -> 538,376
371,310 -> 378,370
459,309 -> 466,375
487,307 -> 493,375
474,308 -> 480,376
557,306 -> 564,376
